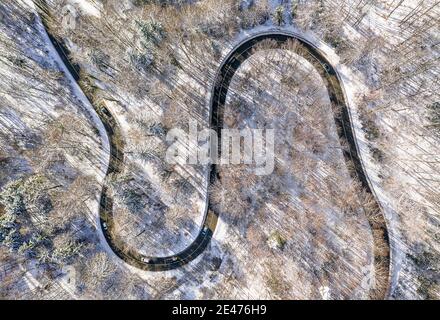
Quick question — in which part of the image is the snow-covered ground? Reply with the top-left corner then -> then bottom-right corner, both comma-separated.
1,0 -> 439,300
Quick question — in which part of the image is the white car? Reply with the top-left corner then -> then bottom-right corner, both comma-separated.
142,257 -> 152,264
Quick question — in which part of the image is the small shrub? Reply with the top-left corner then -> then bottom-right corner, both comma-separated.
148,123 -> 167,138
371,146 -> 385,163
417,275 -> 438,300
426,102 -> 440,137
273,6 -> 284,26
267,231 -> 286,250
0,179 -> 26,216
291,0 -> 298,19
130,52 -> 154,72
90,49 -> 110,72
136,19 -> 166,47
359,108 -> 381,141
52,239 -> 83,263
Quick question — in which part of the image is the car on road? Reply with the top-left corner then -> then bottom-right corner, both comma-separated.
142,257 -> 152,264
101,107 -> 112,118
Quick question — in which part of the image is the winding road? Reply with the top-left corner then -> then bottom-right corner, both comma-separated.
36,3 -> 391,298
